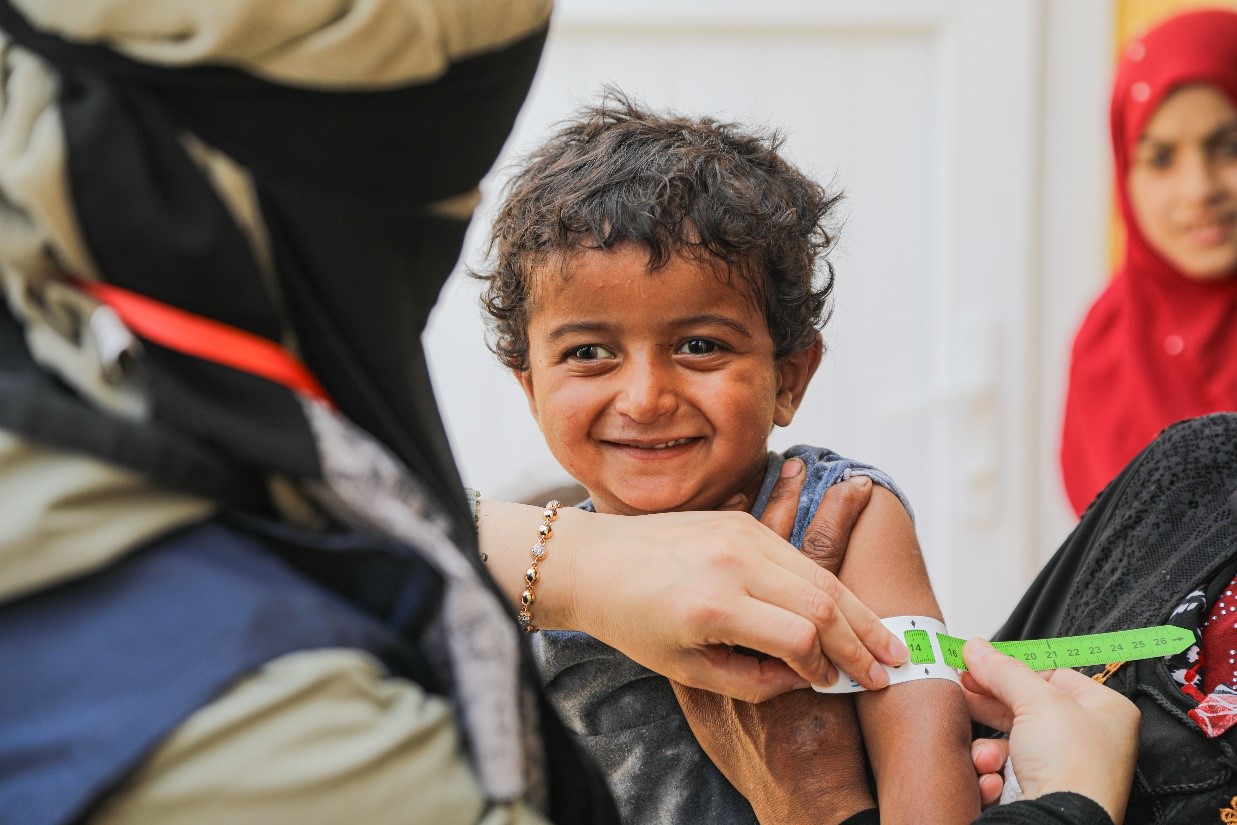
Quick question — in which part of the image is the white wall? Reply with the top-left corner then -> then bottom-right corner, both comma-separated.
426,0 -> 1113,638
1035,0 -> 1113,563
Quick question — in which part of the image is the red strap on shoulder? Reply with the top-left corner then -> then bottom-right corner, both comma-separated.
77,279 -> 333,406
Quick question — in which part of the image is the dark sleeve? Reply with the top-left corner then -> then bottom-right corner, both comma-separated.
973,793 -> 1113,825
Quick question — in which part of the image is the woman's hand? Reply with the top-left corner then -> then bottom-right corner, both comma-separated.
573,461 -> 905,700
478,460 -> 906,701
962,639 -> 1140,824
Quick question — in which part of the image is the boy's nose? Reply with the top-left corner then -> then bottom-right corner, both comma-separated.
613,360 -> 678,423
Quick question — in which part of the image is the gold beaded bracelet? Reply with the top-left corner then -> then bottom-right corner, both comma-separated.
517,499 -> 560,634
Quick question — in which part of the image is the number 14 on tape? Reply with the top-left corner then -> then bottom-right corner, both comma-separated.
923,625 -> 1195,672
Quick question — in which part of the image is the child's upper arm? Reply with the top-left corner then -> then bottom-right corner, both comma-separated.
836,483 -> 980,825
837,483 -> 938,618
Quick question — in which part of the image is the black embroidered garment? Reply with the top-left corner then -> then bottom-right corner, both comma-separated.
996,413 -> 1237,825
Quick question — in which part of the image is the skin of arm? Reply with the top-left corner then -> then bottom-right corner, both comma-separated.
670,681 -> 874,824
840,485 -> 981,825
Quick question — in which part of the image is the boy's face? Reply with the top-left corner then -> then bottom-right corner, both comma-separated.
516,244 -> 820,516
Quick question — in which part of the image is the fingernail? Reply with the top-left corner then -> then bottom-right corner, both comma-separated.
848,474 -> 872,488
869,661 -> 890,689
722,493 -> 745,508
888,636 -> 910,665
781,458 -> 804,478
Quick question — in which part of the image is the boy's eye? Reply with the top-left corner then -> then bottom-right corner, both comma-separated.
677,338 -> 719,355
568,344 -> 615,361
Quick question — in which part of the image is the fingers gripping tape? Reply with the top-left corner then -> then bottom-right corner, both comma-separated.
813,616 -> 960,694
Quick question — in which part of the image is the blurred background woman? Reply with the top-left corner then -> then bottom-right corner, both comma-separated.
1061,8 -> 1237,516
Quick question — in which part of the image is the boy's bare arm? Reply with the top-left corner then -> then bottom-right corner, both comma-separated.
841,486 -> 980,825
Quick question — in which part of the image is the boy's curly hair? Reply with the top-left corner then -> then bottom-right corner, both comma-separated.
476,90 -> 842,370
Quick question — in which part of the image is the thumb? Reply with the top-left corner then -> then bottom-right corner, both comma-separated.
962,639 -> 1053,720
799,474 -> 872,575
757,458 -> 807,539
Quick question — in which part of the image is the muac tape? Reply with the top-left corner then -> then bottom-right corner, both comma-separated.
813,616 -> 1194,694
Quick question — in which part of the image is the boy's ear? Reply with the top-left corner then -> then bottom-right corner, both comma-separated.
513,368 -> 540,420
773,334 -> 823,427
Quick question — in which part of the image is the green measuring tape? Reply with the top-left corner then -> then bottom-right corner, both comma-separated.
906,625 -> 1195,672
814,617 -> 1197,694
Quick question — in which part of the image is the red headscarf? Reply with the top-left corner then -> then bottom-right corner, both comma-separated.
1061,9 -> 1237,516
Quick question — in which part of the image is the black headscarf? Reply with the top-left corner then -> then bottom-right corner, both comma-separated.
0,1 -> 545,547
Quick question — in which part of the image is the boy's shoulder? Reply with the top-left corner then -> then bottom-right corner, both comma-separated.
751,445 -> 914,550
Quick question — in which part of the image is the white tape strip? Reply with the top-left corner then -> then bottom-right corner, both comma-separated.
811,615 -> 962,694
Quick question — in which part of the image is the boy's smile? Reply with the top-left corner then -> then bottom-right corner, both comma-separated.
516,244 -> 819,516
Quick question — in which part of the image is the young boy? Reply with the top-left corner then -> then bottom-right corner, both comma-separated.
478,93 -> 979,825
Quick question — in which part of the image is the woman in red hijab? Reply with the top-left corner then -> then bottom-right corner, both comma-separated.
1061,8 -> 1237,516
